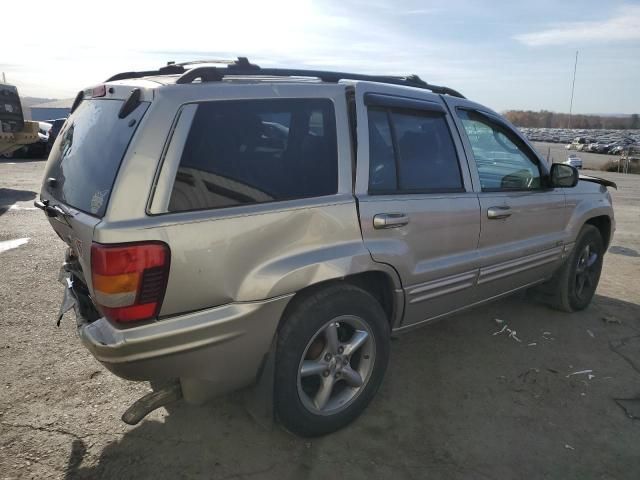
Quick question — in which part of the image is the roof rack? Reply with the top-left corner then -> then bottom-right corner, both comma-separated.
106,57 -> 465,98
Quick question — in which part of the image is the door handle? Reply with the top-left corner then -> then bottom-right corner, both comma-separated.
373,213 -> 409,229
487,206 -> 512,219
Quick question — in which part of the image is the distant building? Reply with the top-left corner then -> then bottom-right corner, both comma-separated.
29,98 -> 73,121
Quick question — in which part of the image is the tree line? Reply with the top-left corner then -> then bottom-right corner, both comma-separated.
503,110 -> 640,130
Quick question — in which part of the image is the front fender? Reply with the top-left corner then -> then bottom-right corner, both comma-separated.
564,183 -> 614,246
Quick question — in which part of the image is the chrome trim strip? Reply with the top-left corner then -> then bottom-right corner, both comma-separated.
407,270 -> 477,304
393,278 -> 547,333
478,247 -> 562,285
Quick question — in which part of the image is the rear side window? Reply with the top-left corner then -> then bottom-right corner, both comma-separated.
367,107 -> 463,193
42,99 -> 149,217
168,98 -> 338,213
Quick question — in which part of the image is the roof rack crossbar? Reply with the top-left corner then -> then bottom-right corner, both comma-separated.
106,64 -> 187,82
106,58 -> 465,98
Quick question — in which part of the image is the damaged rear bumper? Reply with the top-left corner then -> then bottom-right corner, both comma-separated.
64,274 -> 291,400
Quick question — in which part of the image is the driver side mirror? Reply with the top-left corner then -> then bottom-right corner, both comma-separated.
550,163 -> 579,188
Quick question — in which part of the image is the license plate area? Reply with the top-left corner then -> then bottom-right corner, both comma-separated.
57,263 -> 100,327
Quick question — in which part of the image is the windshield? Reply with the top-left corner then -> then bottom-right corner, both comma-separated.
42,99 -> 149,217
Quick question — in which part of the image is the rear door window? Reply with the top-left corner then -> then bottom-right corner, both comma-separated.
367,107 -> 463,193
42,99 -> 149,217
168,98 -> 338,212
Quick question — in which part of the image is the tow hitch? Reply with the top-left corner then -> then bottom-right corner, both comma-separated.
121,382 -> 183,425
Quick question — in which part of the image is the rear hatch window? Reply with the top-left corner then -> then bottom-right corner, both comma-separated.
42,99 -> 149,217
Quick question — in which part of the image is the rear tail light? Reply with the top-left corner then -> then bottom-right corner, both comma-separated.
91,242 -> 170,323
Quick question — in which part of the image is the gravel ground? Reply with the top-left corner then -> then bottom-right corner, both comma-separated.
1,158 -> 639,479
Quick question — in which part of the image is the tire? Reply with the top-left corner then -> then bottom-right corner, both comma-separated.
275,284 -> 390,437
544,225 -> 604,312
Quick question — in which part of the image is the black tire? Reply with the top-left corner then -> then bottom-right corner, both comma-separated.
275,284 -> 390,437
543,225 -> 604,312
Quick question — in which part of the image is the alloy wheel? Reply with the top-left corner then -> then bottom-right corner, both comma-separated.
296,315 -> 375,416
575,242 -> 599,300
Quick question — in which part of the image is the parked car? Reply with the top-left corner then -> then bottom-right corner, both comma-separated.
609,145 -> 624,155
36,59 -> 616,437
0,83 -> 24,133
0,83 -> 44,158
565,153 -> 583,169
5,121 -> 50,158
46,118 -> 67,153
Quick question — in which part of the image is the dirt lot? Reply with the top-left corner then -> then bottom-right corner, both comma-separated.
1,158 -> 639,479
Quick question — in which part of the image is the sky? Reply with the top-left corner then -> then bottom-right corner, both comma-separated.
3,0 -> 639,114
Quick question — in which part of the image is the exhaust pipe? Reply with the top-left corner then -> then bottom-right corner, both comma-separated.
121,382 -> 182,425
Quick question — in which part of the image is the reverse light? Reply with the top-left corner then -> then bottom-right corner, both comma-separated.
91,242 -> 170,323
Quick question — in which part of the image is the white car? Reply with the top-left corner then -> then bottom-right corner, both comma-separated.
565,155 -> 583,169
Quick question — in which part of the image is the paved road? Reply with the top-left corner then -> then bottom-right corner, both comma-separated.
1,159 -> 639,479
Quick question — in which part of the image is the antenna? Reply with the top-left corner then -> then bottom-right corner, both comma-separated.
567,50 -> 578,129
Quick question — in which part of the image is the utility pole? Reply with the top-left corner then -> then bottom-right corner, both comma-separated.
568,50 -> 578,129
1,72 -> 6,83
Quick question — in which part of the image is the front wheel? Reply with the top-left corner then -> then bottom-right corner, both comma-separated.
274,284 -> 390,437
547,225 -> 604,312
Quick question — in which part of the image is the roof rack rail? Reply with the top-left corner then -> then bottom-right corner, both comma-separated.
106,57 -> 465,98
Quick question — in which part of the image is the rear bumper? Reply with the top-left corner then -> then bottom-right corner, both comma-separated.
77,295 -> 292,397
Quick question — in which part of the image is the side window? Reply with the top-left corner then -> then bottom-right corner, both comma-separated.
457,109 -> 541,191
168,98 -> 338,213
367,107 -> 463,193
367,108 -> 397,191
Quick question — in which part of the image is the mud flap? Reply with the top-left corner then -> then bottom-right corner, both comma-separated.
243,336 -> 276,430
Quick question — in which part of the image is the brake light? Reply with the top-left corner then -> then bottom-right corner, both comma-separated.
91,242 -> 170,323
91,84 -> 106,97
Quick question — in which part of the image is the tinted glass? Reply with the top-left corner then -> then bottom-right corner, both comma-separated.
42,99 -> 149,217
169,99 -> 338,212
392,111 -> 462,191
457,110 -> 541,191
367,108 -> 396,191
367,107 -> 463,193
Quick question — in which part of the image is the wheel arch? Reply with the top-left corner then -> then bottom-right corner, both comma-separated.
277,268 -> 404,333
584,215 -> 612,249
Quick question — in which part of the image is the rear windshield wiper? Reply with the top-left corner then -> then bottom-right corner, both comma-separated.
34,199 -> 74,225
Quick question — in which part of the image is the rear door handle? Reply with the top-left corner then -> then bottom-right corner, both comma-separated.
487,206 -> 512,219
373,213 -> 409,229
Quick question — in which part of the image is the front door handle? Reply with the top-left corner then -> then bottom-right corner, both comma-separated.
373,213 -> 409,229
487,206 -> 512,219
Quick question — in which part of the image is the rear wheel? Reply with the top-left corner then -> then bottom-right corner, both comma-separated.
544,225 -> 604,312
275,284 -> 390,437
